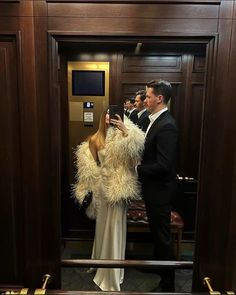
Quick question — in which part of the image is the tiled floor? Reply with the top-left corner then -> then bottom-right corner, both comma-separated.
61,241 -> 193,292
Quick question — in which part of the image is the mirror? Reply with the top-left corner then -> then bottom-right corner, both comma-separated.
59,41 -> 206,292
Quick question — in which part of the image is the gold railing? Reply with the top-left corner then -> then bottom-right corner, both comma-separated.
203,277 -> 235,295
3,274 -> 51,295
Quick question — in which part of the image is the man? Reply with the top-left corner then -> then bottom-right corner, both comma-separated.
123,98 -> 130,116
137,80 -> 178,292
134,90 -> 150,132
124,98 -> 138,124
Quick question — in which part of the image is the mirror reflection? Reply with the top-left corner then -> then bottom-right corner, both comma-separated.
60,42 -> 206,292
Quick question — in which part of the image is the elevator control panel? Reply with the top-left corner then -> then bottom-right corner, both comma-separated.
83,101 -> 94,126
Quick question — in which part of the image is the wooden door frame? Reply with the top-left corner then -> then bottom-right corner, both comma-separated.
48,33 -> 218,290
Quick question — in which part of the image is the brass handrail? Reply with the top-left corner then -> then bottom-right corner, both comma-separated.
35,274 -> 52,295
203,277 -> 221,295
203,277 -> 235,295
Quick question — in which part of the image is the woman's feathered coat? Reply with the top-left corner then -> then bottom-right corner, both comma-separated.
74,117 -> 145,219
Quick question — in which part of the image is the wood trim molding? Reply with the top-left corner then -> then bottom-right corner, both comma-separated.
48,32 -> 217,290
0,30 -> 24,283
192,36 -> 218,291
48,31 -> 219,39
46,0 -> 220,3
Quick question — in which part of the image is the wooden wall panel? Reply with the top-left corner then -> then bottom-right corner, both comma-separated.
34,16 -> 61,288
122,83 -> 146,96
48,18 -> 218,34
17,16 -> 42,288
33,1 -> 48,16
0,2 -> 33,17
48,3 -> 219,18
234,0 -> 236,20
219,0 -> 234,18
0,8 -> 57,287
121,72 -> 185,82
185,84 -> 204,178
224,18 -> 236,291
193,56 -> 205,73
47,0 -> 220,3
193,18 -> 235,290
0,0 -> 20,2
123,55 -> 182,73
0,19 -> 20,30
0,37 -> 22,284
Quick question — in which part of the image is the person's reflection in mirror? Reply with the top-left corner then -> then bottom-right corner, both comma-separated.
137,80 -> 178,292
74,108 -> 145,291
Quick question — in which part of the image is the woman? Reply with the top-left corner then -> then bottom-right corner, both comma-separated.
74,108 -> 145,291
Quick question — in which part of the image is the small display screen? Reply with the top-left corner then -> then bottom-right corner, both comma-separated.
72,70 -> 105,96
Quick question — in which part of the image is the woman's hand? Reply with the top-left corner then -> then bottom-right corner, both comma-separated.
110,115 -> 129,136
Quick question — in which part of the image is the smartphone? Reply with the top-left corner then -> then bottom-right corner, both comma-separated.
109,105 -> 124,122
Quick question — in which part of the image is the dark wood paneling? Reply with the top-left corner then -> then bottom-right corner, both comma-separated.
48,18 -> 218,34
123,83 -> 146,96
47,0 -> 220,3
0,2 -> 33,17
219,0 -> 234,18
34,17 -> 61,288
121,72 -> 185,82
224,18 -> 236,291
193,19 -> 235,290
18,21 -> 41,288
185,84 -> 204,178
0,0 -> 20,2
33,1 -> 48,16
0,19 -> 20,30
48,3 -> 219,18
0,37 -> 22,283
193,56 -> 205,73
123,55 -> 182,73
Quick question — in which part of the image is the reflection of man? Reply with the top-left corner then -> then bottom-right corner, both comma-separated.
137,80 -> 178,292
134,90 -> 150,132
124,98 -> 138,124
123,98 -> 130,116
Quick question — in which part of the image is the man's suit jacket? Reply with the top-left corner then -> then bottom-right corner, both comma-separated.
124,109 -> 129,116
137,110 -> 150,132
128,109 -> 138,124
137,110 -> 178,205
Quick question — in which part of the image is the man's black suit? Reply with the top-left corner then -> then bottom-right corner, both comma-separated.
137,110 -> 150,132
124,109 -> 129,117
137,110 -> 178,291
128,109 -> 138,124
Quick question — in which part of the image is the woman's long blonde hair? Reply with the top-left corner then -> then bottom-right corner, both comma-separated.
89,109 -> 108,150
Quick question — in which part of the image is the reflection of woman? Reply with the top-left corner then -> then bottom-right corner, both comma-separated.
74,109 -> 145,291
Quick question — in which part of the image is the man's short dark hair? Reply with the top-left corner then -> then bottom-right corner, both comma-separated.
124,98 -> 134,104
127,98 -> 135,104
146,80 -> 172,104
135,90 -> 146,102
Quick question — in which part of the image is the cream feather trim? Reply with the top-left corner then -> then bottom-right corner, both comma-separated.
103,117 -> 145,204
73,141 -> 100,219
73,117 -> 145,215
